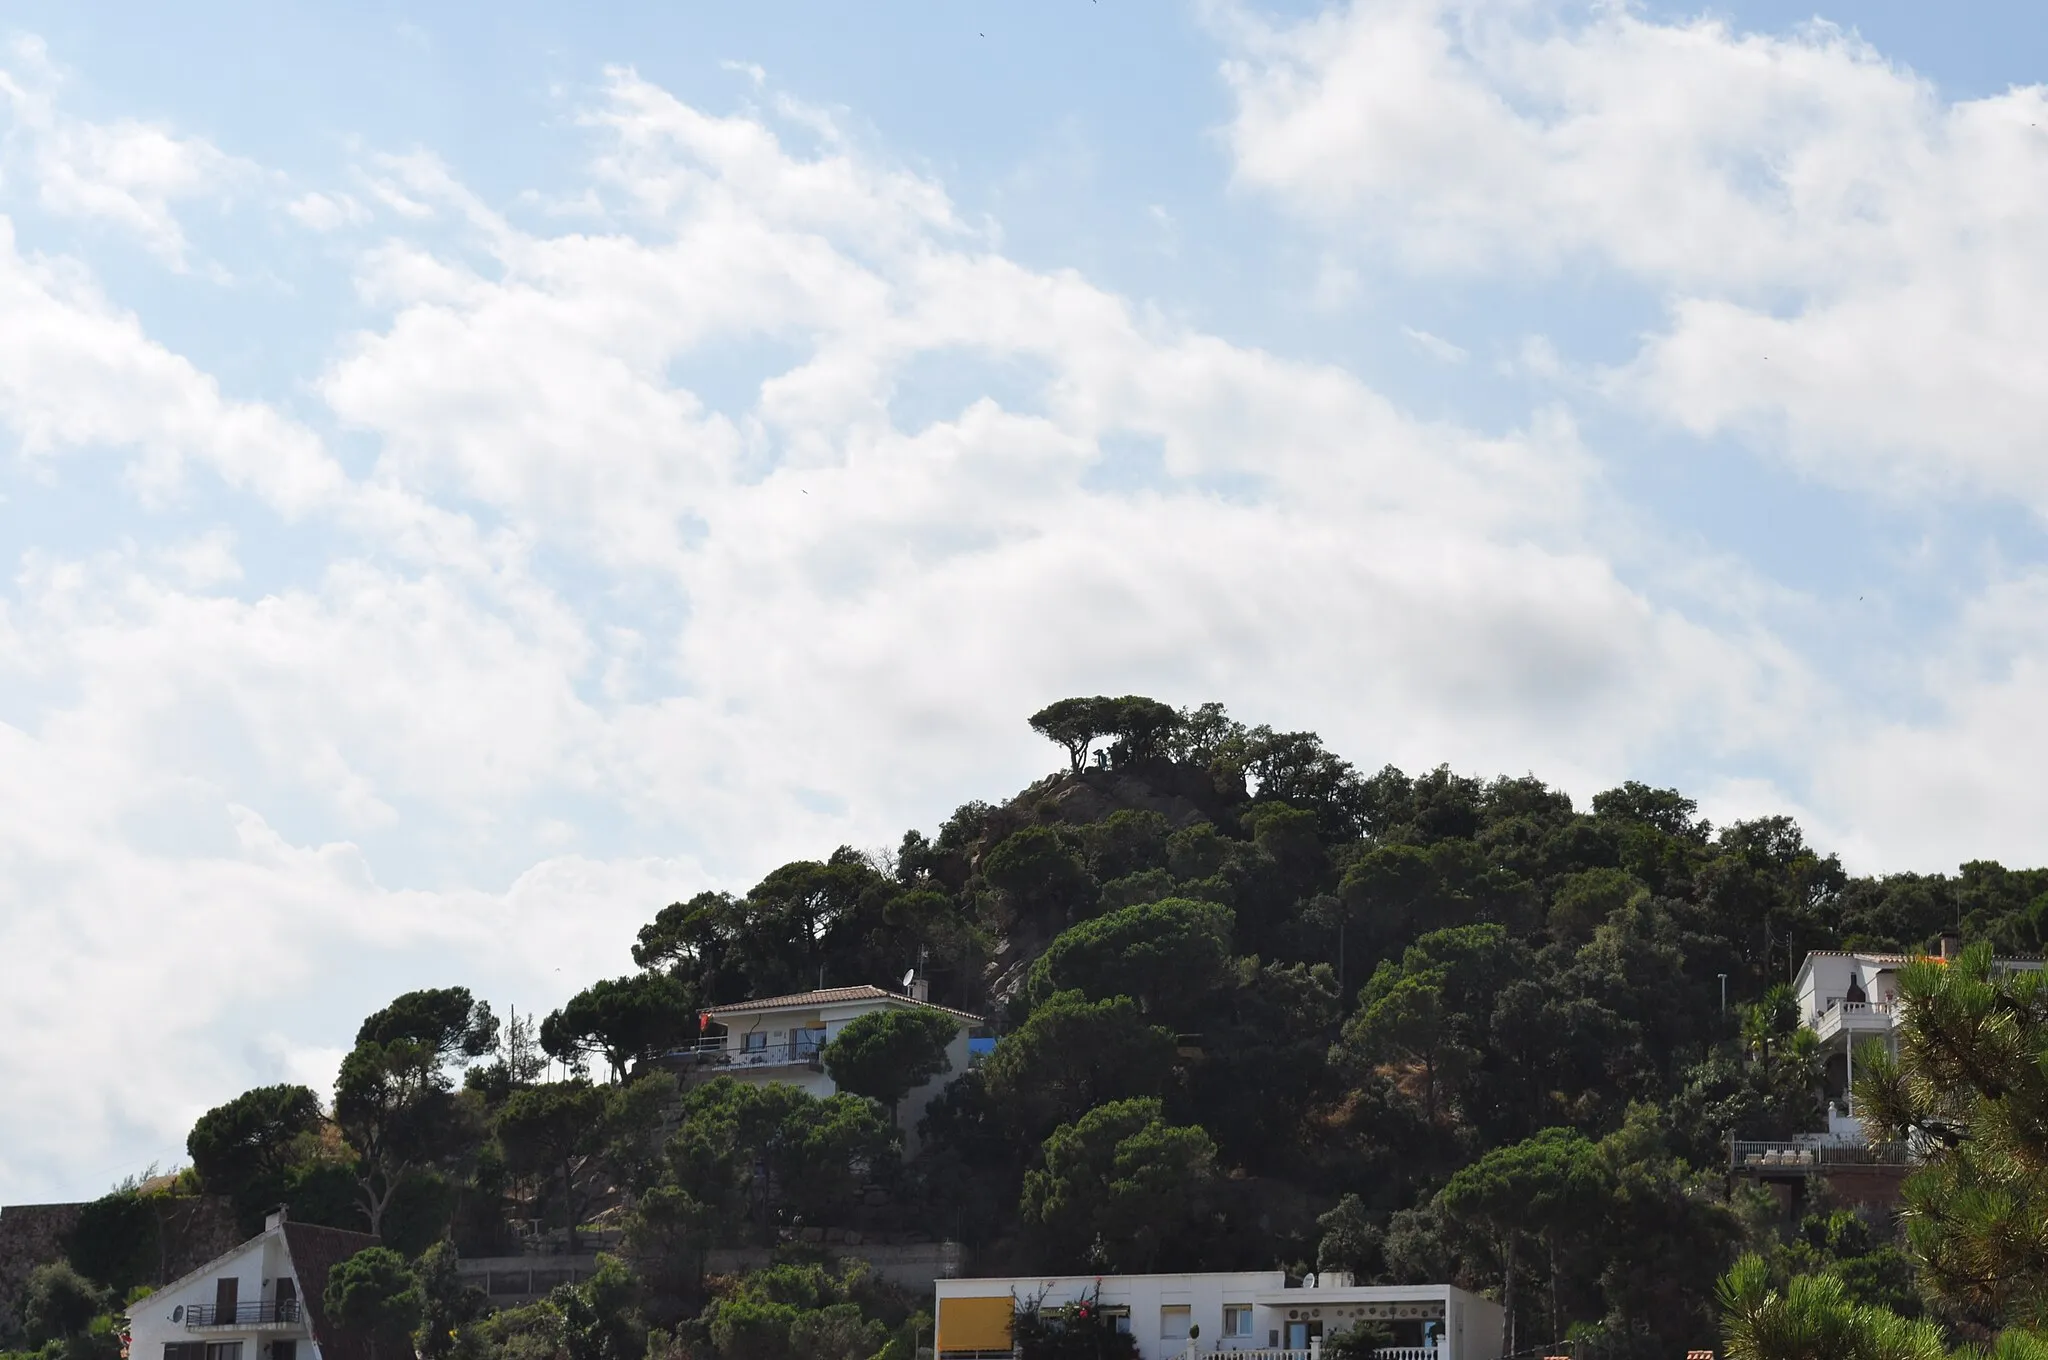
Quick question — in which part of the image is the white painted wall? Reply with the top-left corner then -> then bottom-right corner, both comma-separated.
935,1273 -> 1503,1360
128,1232 -> 318,1360
898,1024 -> 974,1154
937,1271 -> 1285,1358
1796,954 -> 1901,1022
702,997 -> 977,1154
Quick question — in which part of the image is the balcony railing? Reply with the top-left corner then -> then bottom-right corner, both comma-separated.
1813,999 -> 1900,1042
1832,1000 -> 1897,1017
672,1039 -> 825,1070
939,1348 -> 1435,1360
1186,1348 -> 1435,1359
1731,1139 -> 1908,1172
185,1302 -> 302,1329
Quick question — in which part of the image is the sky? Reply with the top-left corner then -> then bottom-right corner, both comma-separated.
2,0 -> 2047,1203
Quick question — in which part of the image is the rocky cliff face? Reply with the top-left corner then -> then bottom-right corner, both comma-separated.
964,758 -> 1248,1014
969,760 -> 1244,871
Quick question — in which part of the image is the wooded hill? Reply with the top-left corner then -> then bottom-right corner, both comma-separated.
16,696 -> 2048,1360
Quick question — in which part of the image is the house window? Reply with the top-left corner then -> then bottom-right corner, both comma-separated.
166,1344 -> 206,1360
1100,1306 -> 1131,1335
1224,1305 -> 1254,1338
206,1343 -> 243,1360
271,1342 -> 297,1360
794,1027 -> 827,1056
741,1032 -> 768,1052
1161,1305 -> 1192,1341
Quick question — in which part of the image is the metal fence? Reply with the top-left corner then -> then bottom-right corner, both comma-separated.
668,1039 -> 825,1069
939,1344 -> 1439,1359
184,1302 -> 302,1328
1730,1139 -> 1907,1171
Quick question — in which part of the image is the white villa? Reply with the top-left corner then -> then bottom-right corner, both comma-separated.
669,982 -> 983,1150
1733,940 -> 2044,1190
127,1211 -> 378,1360
933,1271 -> 1504,1360
1794,939 -> 2042,1140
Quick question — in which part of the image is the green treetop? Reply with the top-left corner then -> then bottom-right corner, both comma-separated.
821,1007 -> 957,1114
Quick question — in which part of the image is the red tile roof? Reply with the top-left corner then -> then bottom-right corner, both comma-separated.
283,1221 -> 380,1360
703,983 -> 982,1024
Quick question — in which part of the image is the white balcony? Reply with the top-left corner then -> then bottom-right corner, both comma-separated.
1813,999 -> 1898,1044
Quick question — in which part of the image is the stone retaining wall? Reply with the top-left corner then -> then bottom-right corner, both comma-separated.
0,1195 -> 240,1339
0,1202 -> 86,1339
454,1240 -> 968,1307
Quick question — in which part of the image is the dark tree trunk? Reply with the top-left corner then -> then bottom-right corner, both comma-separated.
562,1156 -> 579,1253
1501,1235 -> 1517,1359
1547,1231 -> 1561,1345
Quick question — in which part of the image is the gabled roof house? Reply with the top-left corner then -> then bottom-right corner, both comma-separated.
127,1211 -> 377,1360
667,982 -> 984,1154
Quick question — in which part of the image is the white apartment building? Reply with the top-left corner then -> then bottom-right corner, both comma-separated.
127,1211 -> 378,1360
933,1271 -> 1504,1360
668,983 -> 983,1152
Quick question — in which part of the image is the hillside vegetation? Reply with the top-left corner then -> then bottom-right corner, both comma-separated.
17,696 -> 2048,1360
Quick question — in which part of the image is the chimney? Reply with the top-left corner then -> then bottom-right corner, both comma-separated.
910,978 -> 930,1003
1940,933 -> 1961,961
265,1206 -> 288,1232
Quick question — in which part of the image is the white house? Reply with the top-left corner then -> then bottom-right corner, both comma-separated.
126,1211 -> 378,1360
668,983 -> 983,1152
1794,940 -> 2042,1139
933,1271 -> 1505,1360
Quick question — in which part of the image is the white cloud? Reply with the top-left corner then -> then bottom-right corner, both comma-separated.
1217,0 -> 2048,508
1402,325 -> 1468,364
1807,570 -> 2048,872
0,216 -> 345,510
286,190 -> 370,232
0,37 -> 253,268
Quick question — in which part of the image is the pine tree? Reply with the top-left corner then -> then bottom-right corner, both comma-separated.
1859,945 -> 2048,1335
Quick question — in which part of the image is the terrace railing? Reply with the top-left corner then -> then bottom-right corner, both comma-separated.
184,1302 -> 302,1329
1731,1139 -> 1908,1172
1814,999 -> 1901,1042
670,1038 -> 825,1070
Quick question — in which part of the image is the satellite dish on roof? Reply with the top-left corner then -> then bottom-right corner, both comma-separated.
902,967 -> 916,991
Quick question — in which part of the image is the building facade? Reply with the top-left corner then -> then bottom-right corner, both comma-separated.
666,983 -> 983,1152
126,1212 -> 377,1360
933,1271 -> 1504,1360
1794,941 -> 2041,1139
1731,941 -> 2044,1207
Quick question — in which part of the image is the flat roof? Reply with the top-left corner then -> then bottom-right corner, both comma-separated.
1252,1284 -> 1454,1304
1800,950 -> 2044,965
935,1274 -> 1465,1301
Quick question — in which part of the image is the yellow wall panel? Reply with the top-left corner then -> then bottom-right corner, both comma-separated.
937,1296 -> 1013,1352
